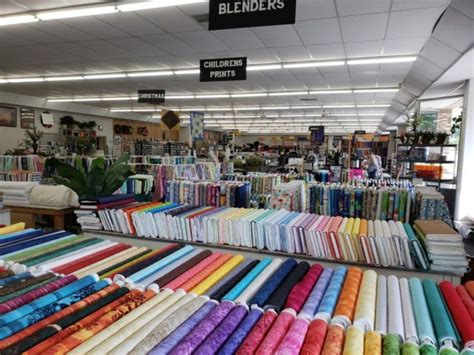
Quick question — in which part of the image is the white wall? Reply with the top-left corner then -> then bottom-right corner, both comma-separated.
0,105 -> 114,154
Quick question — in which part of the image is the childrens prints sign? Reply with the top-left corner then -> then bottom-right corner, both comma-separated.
209,0 -> 296,30
200,57 -> 247,82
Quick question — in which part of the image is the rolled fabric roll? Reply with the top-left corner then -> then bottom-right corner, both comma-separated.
236,309 -> 278,355
399,278 -> 418,343
353,269 -> 377,331
315,267 -> 347,322
275,316 -> 309,355
190,255 -> 244,295
264,261 -> 310,312
409,278 -> 436,346
438,345 -> 460,355
376,275 -> 388,335
343,326 -> 364,355
170,300 -> 234,355
466,282 -> 474,299
300,268 -> 333,319
439,281 -> 474,348
300,318 -> 328,355
387,275 -> 404,341
419,343 -> 437,355
365,331 -> 382,355
194,303 -> 248,355
234,259 -> 283,304
456,285 -> 474,321
383,334 -> 401,355
248,258 -> 297,307
284,263 -> 323,313
256,308 -> 296,355
422,279 -> 459,347
332,267 -> 363,328
321,324 -> 345,355
218,306 -> 263,355
222,258 -> 272,301
402,341 -> 420,355
150,300 -> 218,355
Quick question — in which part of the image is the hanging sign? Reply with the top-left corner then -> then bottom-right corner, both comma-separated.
209,0 -> 296,30
354,130 -> 366,135
137,90 -> 165,104
309,126 -> 325,145
200,57 -> 247,82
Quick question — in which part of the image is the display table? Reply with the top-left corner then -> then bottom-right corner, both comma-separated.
83,230 -> 461,284
7,205 -> 75,230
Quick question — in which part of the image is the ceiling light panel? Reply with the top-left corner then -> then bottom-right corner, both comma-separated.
37,6 -> 117,20
0,15 -> 38,26
118,0 -> 207,12
44,76 -> 84,81
231,93 -> 268,98
347,56 -> 416,65
84,73 -> 126,80
269,91 -> 308,96
284,61 -> 345,69
8,78 -> 44,83
127,71 -> 173,77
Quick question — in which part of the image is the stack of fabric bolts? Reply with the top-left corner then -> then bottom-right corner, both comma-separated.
0,223 -> 472,355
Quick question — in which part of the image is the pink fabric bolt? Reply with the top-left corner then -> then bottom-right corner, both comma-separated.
236,309 -> 277,355
255,309 -> 296,355
276,316 -> 310,355
285,264 -> 323,312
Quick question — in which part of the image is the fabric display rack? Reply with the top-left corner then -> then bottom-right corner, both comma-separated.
0,222 -> 472,355
0,156 -> 43,182
414,186 -> 454,227
86,198 -> 467,276
166,180 -> 251,208
43,156 -> 116,178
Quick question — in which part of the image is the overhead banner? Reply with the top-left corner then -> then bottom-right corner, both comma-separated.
200,57 -> 247,82
209,0 -> 297,30
190,111 -> 205,141
138,90 -> 165,104
309,125 -> 325,145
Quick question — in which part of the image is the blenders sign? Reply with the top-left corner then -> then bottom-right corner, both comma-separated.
209,0 -> 296,30
200,57 -> 247,82
137,90 -> 165,104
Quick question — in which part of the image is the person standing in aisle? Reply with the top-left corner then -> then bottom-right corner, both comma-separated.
365,151 -> 380,179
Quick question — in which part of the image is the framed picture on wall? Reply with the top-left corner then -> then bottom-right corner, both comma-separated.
0,106 -> 17,127
20,108 -> 35,129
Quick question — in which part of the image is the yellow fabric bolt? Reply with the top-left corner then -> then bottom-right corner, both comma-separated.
364,330 -> 382,355
343,325 -> 364,355
354,270 -> 378,331
190,254 -> 244,295
0,222 -> 25,235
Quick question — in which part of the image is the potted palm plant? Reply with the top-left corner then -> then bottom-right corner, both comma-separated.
24,127 -> 43,154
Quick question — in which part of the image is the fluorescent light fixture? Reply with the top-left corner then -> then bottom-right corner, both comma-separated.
280,114 -> 305,117
310,90 -> 352,94
262,106 -> 290,110
205,124 -> 220,127
0,15 -> 38,26
44,76 -> 84,81
269,91 -> 308,96
110,109 -> 133,112
84,73 -> 126,80
127,71 -> 173,77
101,97 -> 131,101
167,95 -> 195,99
37,6 -> 117,20
118,0 -> 206,12
234,107 -> 259,111
48,98 -> 74,102
283,60 -> 345,69
74,98 -> 101,102
247,64 -> 282,71
195,94 -> 230,99
231,93 -> 267,98
358,113 -> 385,116
305,114 -> 322,117
291,105 -> 321,109
347,56 -> 416,65
179,108 -> 205,112
8,77 -> 44,83
132,108 -> 156,112
206,108 -> 233,112
329,113 -> 358,116
174,69 -> 200,75
356,104 -> 390,108
323,105 -> 355,108
353,88 -> 398,93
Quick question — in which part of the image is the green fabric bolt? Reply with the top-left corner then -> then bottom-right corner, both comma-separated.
419,343 -> 437,355
0,276 -> 62,303
4,236 -> 83,262
383,334 -> 401,355
98,249 -> 151,277
409,278 -> 437,345
438,347 -> 460,355
402,342 -> 420,355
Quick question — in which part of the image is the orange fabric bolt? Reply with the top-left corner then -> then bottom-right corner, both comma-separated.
333,267 -> 363,323
300,319 -> 328,355
321,324 -> 345,355
466,281 -> 474,300
178,254 -> 232,292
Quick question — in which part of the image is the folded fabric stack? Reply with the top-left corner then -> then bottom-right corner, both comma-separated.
413,219 -> 468,275
166,180 -> 251,208
119,174 -> 155,195
415,186 -> 453,227
0,155 -> 43,182
270,180 -> 307,212
0,226 -> 472,355
76,194 -> 136,231
308,183 -> 414,222
0,181 -> 38,207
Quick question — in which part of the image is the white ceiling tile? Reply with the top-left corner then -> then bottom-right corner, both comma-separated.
295,18 -> 342,45
432,8 -> 474,53
141,34 -> 197,55
420,37 -> 461,69
79,40 -> 133,58
2,23 -> 64,44
241,48 -> 279,63
386,7 -> 447,39
46,43 -> 103,60
340,13 -> 389,42
99,12 -> 164,36
178,2 -> 209,16
336,0 -> 391,16
138,7 -> 203,33
34,22 -> 95,41
0,31 -> 36,47
174,31 -> 229,52
391,0 -> 449,11
251,25 -> 303,47
60,17 -> 129,39
109,38 -> 166,56
272,46 -> 312,62
410,58 -> 444,80
382,36 -> 428,55
306,43 -> 345,60
212,29 -> 265,50
449,0 -> 474,20
296,0 -> 337,20
345,40 -> 384,58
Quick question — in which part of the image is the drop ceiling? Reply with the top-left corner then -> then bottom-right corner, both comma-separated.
0,0 -> 457,133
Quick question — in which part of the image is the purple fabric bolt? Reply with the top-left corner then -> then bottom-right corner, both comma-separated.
194,304 -> 248,355
170,300 -> 235,355
149,300 -> 217,355
218,306 -> 264,355
275,317 -> 310,354
300,267 -> 333,318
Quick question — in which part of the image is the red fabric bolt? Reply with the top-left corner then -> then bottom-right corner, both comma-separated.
456,285 -> 474,321
321,324 -> 344,355
300,319 -> 328,355
256,309 -> 296,355
52,243 -> 130,275
237,309 -> 278,355
439,281 -> 474,345
466,281 -> 474,300
285,264 -> 323,312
